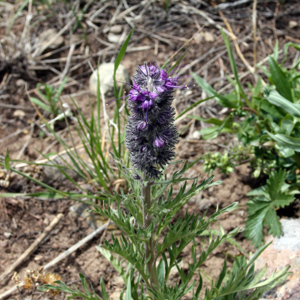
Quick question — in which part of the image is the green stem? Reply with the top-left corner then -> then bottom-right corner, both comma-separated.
143,180 -> 159,292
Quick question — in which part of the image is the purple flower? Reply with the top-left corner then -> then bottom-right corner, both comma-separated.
125,63 -> 179,179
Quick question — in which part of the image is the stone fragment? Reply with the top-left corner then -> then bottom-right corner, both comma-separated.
195,31 -> 215,43
38,28 -> 64,50
89,63 -> 130,96
13,110 -> 26,118
109,25 -> 123,34
4,232 -> 11,239
192,131 -> 201,140
107,33 -> 123,43
289,20 -> 298,29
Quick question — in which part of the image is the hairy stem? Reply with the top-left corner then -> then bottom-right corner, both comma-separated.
143,180 -> 159,291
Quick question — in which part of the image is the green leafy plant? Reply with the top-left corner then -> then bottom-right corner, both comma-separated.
202,144 -> 250,175
193,31 -> 300,246
30,78 -> 67,118
245,169 -> 296,247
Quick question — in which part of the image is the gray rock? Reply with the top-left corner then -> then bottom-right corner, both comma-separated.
89,63 -> 130,96
274,219 -> 300,251
255,218 -> 300,300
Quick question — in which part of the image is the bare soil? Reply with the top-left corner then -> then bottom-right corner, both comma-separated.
1,1 -> 300,299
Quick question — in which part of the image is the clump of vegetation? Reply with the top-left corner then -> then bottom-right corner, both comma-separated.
194,31 -> 300,246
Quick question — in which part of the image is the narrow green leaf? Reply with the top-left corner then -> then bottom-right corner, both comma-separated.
4,149 -> 10,171
221,30 -> 248,104
125,275 -> 131,300
267,132 -> 300,151
167,48 -> 188,73
175,96 -> 213,120
193,73 -> 237,108
30,97 -> 52,113
157,259 -> 165,288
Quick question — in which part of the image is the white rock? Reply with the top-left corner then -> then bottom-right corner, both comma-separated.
89,63 -> 130,96
192,131 -> 201,140
289,20 -> 298,29
4,232 -> 11,239
194,32 -> 202,43
13,110 -> 26,118
107,33 -> 123,43
202,31 -> 214,42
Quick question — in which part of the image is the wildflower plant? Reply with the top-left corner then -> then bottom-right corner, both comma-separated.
39,62 -> 290,300
1,31 -> 291,299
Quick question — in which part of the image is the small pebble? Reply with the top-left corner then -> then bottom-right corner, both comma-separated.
107,33 -> 123,43
13,110 -> 26,118
289,20 -> 298,29
109,25 -> 123,34
4,232 -> 11,239
192,131 -> 201,140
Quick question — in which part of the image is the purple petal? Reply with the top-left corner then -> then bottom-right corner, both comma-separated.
141,99 -> 153,110
149,92 -> 158,100
137,121 -> 147,130
160,70 -> 168,81
154,136 -> 165,148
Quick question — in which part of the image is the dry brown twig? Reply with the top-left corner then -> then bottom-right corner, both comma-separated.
252,0 -> 258,74
212,1 -> 254,74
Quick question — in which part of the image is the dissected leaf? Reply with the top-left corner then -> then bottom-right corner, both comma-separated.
245,170 -> 294,247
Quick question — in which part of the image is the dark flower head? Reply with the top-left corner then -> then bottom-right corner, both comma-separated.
126,63 -> 179,179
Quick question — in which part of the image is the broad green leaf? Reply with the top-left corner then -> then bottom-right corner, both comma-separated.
245,201 -> 269,248
267,132 -> 300,152
266,89 -> 300,117
280,115 -> 295,136
269,56 -> 293,101
190,116 -> 223,126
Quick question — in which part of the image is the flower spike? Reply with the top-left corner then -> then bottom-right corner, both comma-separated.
126,63 -> 179,179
